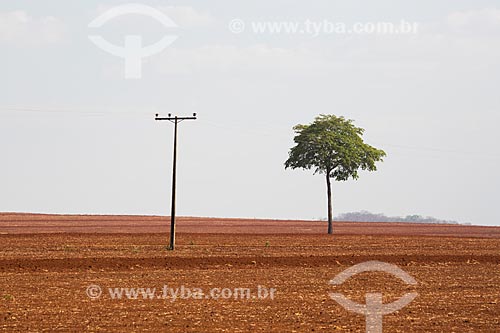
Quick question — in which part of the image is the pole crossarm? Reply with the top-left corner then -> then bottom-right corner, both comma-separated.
155,113 -> 197,250
155,116 -> 197,122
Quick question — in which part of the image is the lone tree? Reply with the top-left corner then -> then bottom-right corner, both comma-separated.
285,115 -> 386,234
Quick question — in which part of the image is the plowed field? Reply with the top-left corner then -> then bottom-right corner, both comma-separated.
1,214 -> 499,332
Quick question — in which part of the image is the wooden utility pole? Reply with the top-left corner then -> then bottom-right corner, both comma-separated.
155,113 -> 197,250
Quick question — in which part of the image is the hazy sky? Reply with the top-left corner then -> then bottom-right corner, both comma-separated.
1,1 -> 499,225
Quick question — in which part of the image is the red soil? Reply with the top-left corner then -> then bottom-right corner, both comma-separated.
1,214 -> 499,332
0,213 -> 498,237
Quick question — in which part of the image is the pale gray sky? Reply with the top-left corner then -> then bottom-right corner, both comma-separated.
1,1 -> 499,225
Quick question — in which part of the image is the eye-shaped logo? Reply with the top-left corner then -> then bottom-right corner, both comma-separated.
88,3 -> 178,79
329,261 -> 418,333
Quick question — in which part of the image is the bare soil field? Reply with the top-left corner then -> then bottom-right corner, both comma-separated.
1,213 -> 499,237
0,214 -> 499,332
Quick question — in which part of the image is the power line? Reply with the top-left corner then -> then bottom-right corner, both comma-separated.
0,106 -> 155,116
1,107 -> 498,160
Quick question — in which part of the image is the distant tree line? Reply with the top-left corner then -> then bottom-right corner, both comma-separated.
328,210 -> 468,225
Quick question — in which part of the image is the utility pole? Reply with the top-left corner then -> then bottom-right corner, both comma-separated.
155,113 -> 197,250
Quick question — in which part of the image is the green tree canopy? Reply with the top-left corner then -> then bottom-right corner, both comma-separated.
285,114 -> 386,234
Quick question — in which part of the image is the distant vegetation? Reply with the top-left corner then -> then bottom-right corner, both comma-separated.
331,211 -> 468,225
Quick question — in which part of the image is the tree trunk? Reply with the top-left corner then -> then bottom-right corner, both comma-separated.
326,171 -> 333,234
